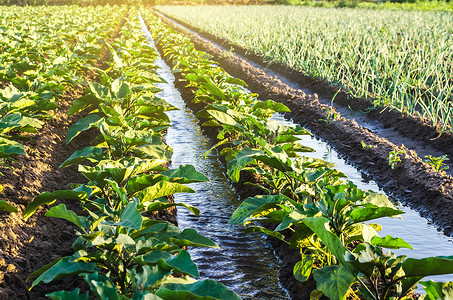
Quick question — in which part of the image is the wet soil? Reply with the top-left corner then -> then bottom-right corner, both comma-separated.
154,12 -> 453,238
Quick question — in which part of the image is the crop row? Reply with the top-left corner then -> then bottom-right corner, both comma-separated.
144,10 -> 453,300
5,8 -> 241,300
0,5 -> 125,213
156,5 -> 453,135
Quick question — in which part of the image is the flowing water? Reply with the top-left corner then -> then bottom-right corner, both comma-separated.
140,14 -> 290,299
140,13 -> 453,297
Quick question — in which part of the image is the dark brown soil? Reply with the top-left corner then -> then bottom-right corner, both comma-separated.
0,88 -> 94,300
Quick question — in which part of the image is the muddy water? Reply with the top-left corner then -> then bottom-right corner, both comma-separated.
139,14 -> 290,299
140,13 -> 453,296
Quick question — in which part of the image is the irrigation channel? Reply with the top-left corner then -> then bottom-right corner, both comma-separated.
139,13 -> 453,297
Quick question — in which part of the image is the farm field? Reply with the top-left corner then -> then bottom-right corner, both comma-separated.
1,4 -> 453,300
157,5 -> 453,137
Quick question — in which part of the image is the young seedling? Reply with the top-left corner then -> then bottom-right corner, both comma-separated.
388,150 -> 405,170
424,154 -> 450,172
319,89 -> 341,126
361,140 -> 374,150
319,108 -> 340,126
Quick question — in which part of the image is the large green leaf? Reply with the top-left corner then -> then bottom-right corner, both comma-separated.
105,202 -> 142,231
303,217 -> 357,275
141,181 -> 194,203
81,272 -> 123,300
66,114 -> 102,144
402,256 -> 453,277
127,174 -> 168,195
24,190 -> 87,221
420,280 -> 453,300
133,265 -> 171,291
0,112 -> 22,132
254,154 -> 292,172
136,95 -> 176,111
133,292 -> 164,300
0,200 -> 18,213
225,76 -> 247,87
293,256 -> 313,282
275,209 -> 311,232
68,94 -> 100,116
313,265 -> 355,300
106,43 -> 125,70
229,195 -> 289,225
137,250 -> 199,278
31,252 -> 95,288
160,165 -> 209,184
18,116 -> 43,130
168,228 -> 219,248
80,158 -> 157,185
128,159 -> 168,178
350,204 -> 403,224
274,134 -> 301,144
145,201 -> 200,217
207,110 -> 236,125
226,147 -> 263,182
156,279 -> 241,300
252,100 -> 290,113
111,79 -> 131,99
131,221 -> 181,241
46,289 -> 89,300
201,75 -> 225,99
371,235 -> 413,250
0,144 -> 26,158
195,104 -> 228,119
45,204 -> 84,229
59,146 -> 104,168
133,143 -> 173,161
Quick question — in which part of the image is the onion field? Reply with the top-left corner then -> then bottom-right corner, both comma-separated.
157,5 -> 453,134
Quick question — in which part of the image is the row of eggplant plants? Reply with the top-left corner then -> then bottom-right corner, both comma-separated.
22,11 -> 240,300
0,5 -> 126,213
144,11 -> 453,300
